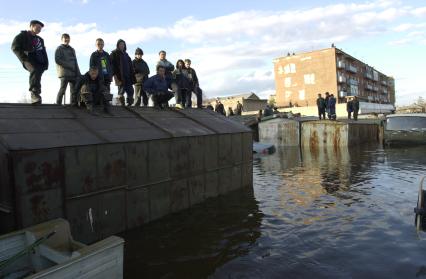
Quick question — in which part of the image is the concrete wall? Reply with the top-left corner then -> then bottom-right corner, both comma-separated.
259,119 -> 300,146
301,121 -> 378,148
258,118 -> 379,147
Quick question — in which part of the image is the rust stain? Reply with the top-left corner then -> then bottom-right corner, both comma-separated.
103,159 -> 125,178
309,129 -> 319,158
25,161 -> 63,193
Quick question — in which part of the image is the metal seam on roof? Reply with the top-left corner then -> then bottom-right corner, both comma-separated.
123,107 -> 174,138
64,107 -> 110,143
171,108 -> 221,134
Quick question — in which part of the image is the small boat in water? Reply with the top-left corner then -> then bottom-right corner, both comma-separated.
384,113 -> 426,146
0,219 -> 124,279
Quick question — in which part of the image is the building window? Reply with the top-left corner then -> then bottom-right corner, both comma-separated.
284,77 -> 292,87
284,63 -> 296,74
304,74 -> 315,85
350,85 -> 358,96
299,89 -> 305,100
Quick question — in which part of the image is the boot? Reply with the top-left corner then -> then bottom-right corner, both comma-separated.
31,91 -> 42,105
126,97 -> 134,106
118,95 -> 125,106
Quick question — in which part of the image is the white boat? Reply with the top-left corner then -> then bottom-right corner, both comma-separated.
0,219 -> 124,279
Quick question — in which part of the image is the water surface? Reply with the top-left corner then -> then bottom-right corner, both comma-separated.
122,145 -> 426,278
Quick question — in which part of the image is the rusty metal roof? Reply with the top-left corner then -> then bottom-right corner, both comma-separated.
0,104 -> 251,151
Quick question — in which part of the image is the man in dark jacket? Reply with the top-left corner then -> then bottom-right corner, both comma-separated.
346,97 -> 354,119
110,39 -> 135,106
353,96 -> 360,121
214,99 -> 225,115
55,33 -> 80,105
144,65 -> 174,108
324,92 -> 331,119
133,48 -> 150,106
328,94 -> 337,120
236,100 -> 243,115
90,38 -> 113,91
184,59 -> 202,108
76,67 -> 111,113
316,93 -> 326,120
11,20 -> 48,104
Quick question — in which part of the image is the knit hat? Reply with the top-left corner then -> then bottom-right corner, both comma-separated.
30,20 -> 44,27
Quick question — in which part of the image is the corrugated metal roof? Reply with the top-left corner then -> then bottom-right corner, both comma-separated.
0,104 -> 250,151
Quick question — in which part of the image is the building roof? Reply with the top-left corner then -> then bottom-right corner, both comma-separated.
0,104 -> 251,151
204,92 -> 266,104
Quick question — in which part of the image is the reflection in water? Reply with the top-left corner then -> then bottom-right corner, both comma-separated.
122,145 -> 426,278
121,187 -> 263,279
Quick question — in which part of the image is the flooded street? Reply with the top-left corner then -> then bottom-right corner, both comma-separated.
121,145 -> 426,278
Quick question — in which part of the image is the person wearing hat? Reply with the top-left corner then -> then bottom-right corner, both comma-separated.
11,20 -> 48,104
132,48 -> 150,106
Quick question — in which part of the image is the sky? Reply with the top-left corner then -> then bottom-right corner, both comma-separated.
0,0 -> 425,106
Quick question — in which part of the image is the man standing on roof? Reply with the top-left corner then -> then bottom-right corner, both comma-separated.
184,59 -> 202,108
11,20 -> 49,104
55,33 -> 80,105
133,48 -> 150,106
90,38 -> 113,92
110,39 -> 135,106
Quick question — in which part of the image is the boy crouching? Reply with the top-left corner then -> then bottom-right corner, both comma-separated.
78,67 -> 112,113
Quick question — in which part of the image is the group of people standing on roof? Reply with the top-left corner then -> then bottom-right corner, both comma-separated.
316,92 -> 359,121
11,20 -> 202,112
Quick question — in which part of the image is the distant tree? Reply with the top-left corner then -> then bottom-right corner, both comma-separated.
268,95 -> 276,107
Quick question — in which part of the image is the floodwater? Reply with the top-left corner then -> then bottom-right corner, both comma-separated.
121,145 -> 426,279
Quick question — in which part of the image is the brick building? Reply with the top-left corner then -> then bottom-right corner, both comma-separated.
273,47 -> 395,108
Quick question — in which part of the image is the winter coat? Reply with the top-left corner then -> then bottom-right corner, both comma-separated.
110,39 -> 136,86
144,74 -> 169,95
132,58 -> 150,85
76,72 -> 109,104
186,67 -> 199,89
55,44 -> 80,78
353,99 -> 360,112
90,50 -> 113,82
317,97 -> 326,110
156,59 -> 174,75
172,68 -> 191,90
11,30 -> 49,70
346,100 -> 354,112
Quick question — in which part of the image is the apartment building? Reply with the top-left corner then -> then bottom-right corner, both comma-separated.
273,47 -> 395,108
